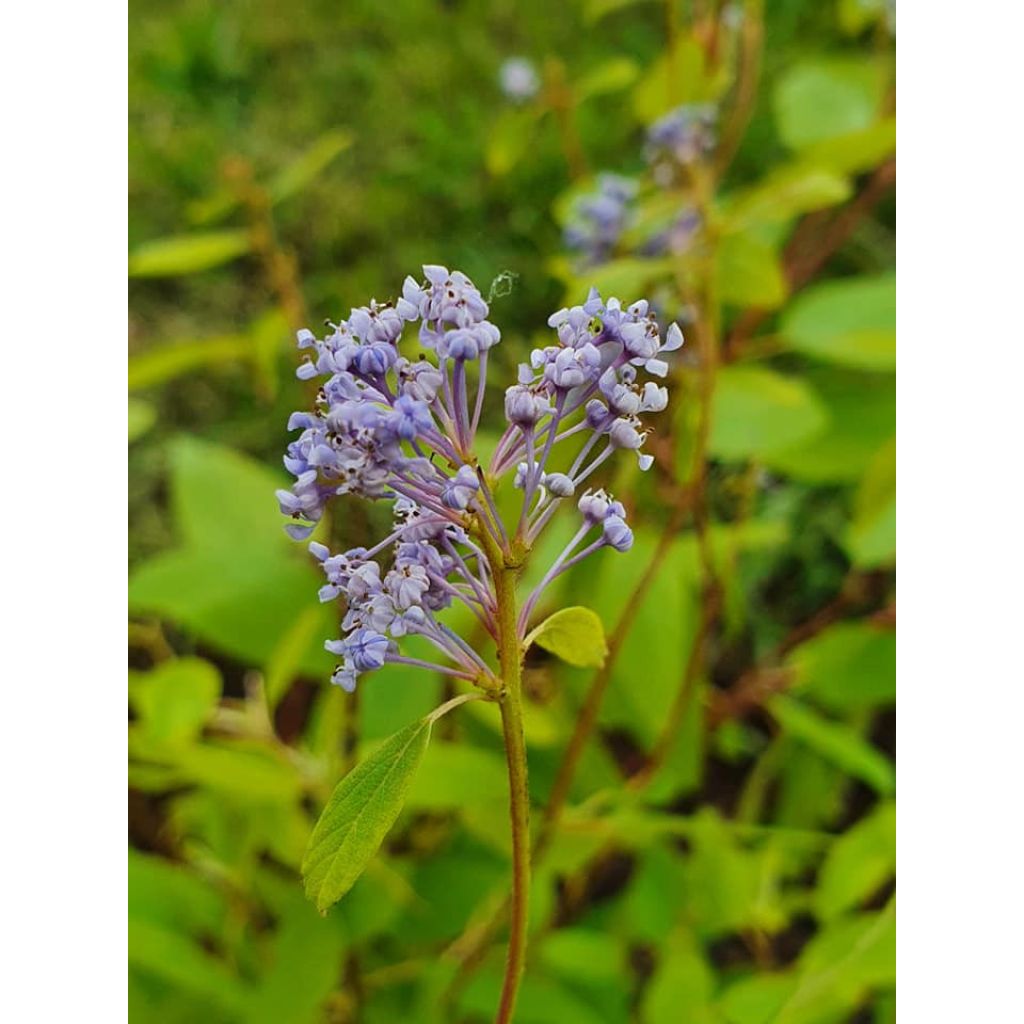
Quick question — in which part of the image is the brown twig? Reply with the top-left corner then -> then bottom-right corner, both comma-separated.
707,571 -> 891,726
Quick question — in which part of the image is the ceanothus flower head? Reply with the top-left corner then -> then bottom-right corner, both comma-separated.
281,270 -> 679,690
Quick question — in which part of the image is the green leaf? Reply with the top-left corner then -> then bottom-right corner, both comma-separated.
128,545 -> 333,674
268,129 -> 354,204
781,273 -> 896,370
525,605 -> 608,668
170,435 -> 292,551
774,59 -> 889,150
302,716 -> 434,912
801,117 -> 896,175
405,742 -> 508,811
633,37 -> 721,122
129,438 -> 334,672
485,108 -> 539,176
643,930 -> 716,1023
847,437 -> 896,567
540,928 -> 625,985
241,881 -> 347,1024
129,658 -> 221,745
764,368 -> 895,483
575,58 -> 639,101
129,917 -> 248,1011
788,622 -> 896,712
815,802 -> 895,920
128,397 -> 157,443
128,333 -> 251,391
721,165 -> 852,232
767,695 -> 894,795
567,257 -> 675,304
263,606 -> 325,708
584,0 -> 658,23
128,230 -> 250,277
715,232 -> 788,308
719,974 -> 797,1024
710,366 -> 828,459
776,906 -> 895,1023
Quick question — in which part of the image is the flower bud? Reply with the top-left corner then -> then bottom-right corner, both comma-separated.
544,473 -> 575,498
603,514 -> 634,552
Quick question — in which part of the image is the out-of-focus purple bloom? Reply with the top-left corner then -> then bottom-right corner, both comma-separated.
499,57 -> 540,102
564,174 -> 638,267
645,104 -> 717,181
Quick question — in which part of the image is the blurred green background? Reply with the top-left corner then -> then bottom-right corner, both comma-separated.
128,0 -> 895,1021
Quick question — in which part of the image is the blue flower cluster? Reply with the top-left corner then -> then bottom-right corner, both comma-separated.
563,174 -> 638,266
279,267 -> 681,690
645,104 -> 717,183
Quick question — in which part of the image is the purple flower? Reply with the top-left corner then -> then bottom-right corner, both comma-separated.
280,270 -> 679,689
441,465 -> 480,510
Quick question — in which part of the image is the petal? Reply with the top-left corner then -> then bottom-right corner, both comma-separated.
663,322 -> 684,352
645,358 -> 669,378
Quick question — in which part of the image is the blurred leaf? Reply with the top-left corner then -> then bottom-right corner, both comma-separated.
774,59 -> 889,150
848,437 -> 896,568
525,605 -> 608,668
584,0 -> 658,23
789,622 -> 896,711
815,801 -> 895,920
128,334 -> 251,391
801,117 -> 896,175
569,257 -> 675,303
643,930 -> 717,1023
838,0 -> 893,35
715,232 -> 787,308
129,917 -> 247,1012
187,131 -> 354,224
128,230 -> 250,277
540,928 -> 625,985
173,739 -> 305,802
765,368 -> 894,483
128,850 -> 227,938
170,435 -> 288,550
776,905 -> 896,1022
710,365 -> 828,459
781,273 -> 895,370
128,397 -> 157,442
130,658 -> 221,744
242,881 -> 347,1024
405,741 -> 508,810
303,716 -> 433,912
681,809 -> 763,937
128,545 -> 333,674
576,58 -> 639,101
359,656 -> 443,740
721,165 -> 851,231
263,606 -> 325,709
768,695 -> 894,795
718,974 -> 797,1024
461,965 -> 609,1024
130,437 -> 333,672
486,108 -> 540,176
623,842 -> 687,943
268,129 -> 354,204
634,37 -> 721,122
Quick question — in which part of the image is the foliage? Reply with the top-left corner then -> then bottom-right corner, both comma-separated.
129,0 -> 895,1020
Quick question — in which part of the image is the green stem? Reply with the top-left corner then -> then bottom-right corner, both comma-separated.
493,558 -> 530,1024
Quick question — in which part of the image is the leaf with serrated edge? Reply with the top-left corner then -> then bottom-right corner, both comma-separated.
525,606 -> 608,668
302,717 -> 432,912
